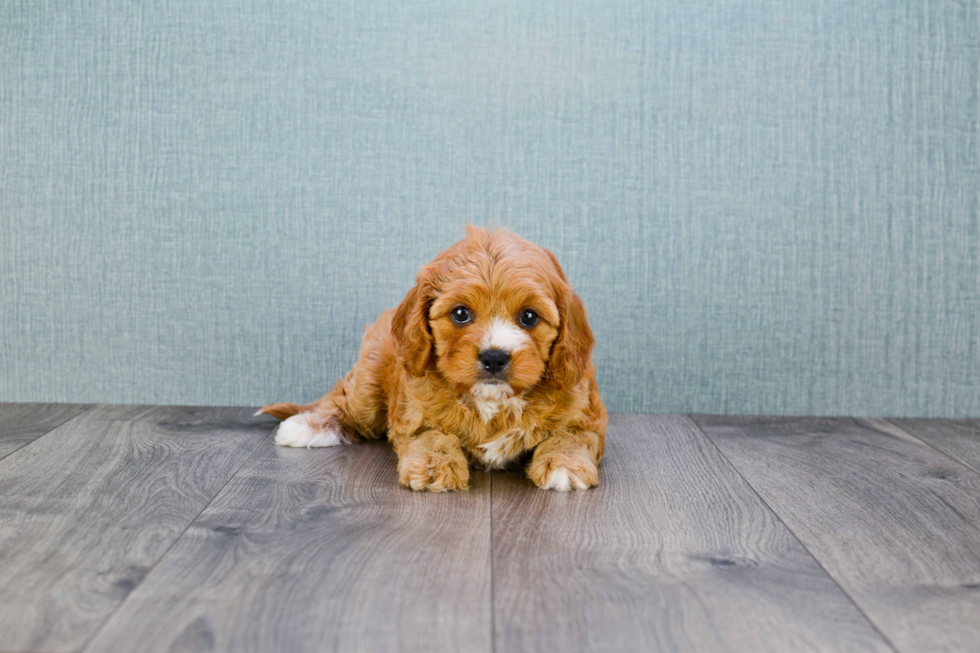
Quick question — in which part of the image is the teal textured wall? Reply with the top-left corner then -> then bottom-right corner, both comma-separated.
2,1 -> 978,416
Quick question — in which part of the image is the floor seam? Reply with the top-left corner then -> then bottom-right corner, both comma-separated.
489,471 -> 496,653
75,421 -> 277,652
0,404 -> 99,463
871,418 -> 980,478
685,414 -> 903,653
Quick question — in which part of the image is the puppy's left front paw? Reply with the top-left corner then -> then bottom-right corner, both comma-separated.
527,453 -> 598,491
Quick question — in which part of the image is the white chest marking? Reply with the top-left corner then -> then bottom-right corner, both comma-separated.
469,382 -> 526,422
477,429 -> 527,469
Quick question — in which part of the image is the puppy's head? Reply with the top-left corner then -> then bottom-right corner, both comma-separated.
392,226 -> 594,396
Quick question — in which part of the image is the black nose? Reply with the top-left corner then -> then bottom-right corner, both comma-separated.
479,348 -> 510,375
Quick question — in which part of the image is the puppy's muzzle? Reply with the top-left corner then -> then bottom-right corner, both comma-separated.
479,348 -> 510,377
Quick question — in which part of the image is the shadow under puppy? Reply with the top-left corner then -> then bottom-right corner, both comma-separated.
258,226 -> 607,492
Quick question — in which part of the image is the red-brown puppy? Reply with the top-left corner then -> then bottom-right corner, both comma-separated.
258,226 -> 606,492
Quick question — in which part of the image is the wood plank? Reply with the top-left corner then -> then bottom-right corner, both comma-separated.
693,415 -> 980,653
0,404 -> 274,653
84,440 -> 493,653
491,414 -> 892,653
0,402 -> 92,459
883,418 -> 980,476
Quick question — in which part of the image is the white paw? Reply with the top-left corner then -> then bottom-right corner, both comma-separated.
275,413 -> 345,448
542,467 -> 589,491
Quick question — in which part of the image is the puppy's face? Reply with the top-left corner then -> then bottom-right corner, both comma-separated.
427,268 -> 559,393
392,228 -> 594,396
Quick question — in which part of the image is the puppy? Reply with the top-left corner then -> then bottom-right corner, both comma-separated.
258,226 -> 607,492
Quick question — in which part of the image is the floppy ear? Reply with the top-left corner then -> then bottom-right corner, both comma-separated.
391,273 -> 435,377
545,253 -> 595,389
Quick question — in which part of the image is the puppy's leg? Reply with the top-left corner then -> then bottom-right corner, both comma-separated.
258,310 -> 399,446
268,368 -> 387,448
527,429 -> 602,491
275,405 -> 350,448
260,380 -> 367,449
392,429 -> 469,492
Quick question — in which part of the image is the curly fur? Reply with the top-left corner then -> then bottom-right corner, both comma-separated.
258,226 -> 607,492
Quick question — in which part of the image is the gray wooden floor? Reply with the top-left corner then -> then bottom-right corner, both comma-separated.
1,404 -> 978,653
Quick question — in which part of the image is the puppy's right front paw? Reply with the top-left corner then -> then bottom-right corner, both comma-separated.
398,452 -> 469,492
275,413 -> 348,448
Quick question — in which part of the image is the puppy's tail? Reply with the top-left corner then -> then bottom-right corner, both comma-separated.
254,401 -> 319,421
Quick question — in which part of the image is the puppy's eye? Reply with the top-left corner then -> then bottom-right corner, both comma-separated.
450,306 -> 473,325
518,309 -> 539,328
